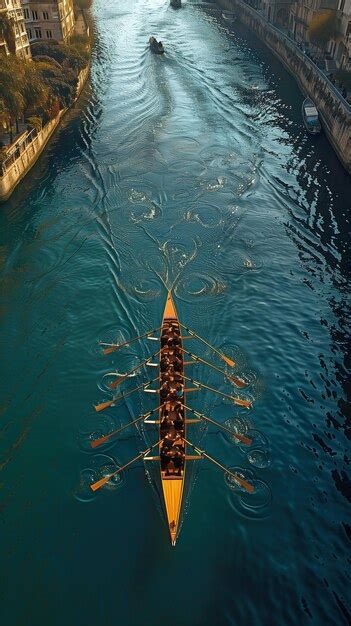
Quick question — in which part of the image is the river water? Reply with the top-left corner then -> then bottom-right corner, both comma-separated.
0,1 -> 350,625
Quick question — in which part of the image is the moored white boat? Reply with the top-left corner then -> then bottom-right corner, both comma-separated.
302,98 -> 321,134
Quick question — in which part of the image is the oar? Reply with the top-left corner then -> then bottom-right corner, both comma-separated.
109,349 -> 161,389
179,347 -> 246,388
179,323 -> 236,367
181,437 -> 254,493
94,376 -> 159,412
90,440 -> 162,492
91,405 -> 162,448
182,374 -> 252,409
100,327 -> 161,355
181,403 -> 252,445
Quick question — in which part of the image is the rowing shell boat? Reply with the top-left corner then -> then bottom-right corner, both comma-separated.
91,291 -> 255,546
159,292 -> 186,545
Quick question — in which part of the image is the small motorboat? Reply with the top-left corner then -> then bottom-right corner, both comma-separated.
149,36 -> 164,54
302,98 -> 321,134
170,0 -> 181,7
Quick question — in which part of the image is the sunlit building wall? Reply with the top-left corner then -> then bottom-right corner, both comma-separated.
0,0 -> 31,58
21,0 -> 75,43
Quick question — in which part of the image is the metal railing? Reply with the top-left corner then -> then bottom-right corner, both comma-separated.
1,127 -> 38,174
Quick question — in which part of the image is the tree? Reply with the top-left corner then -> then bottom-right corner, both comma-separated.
0,13 -> 16,54
74,0 -> 93,10
31,40 -> 88,71
0,60 -> 25,140
22,62 -> 49,116
308,10 -> 338,51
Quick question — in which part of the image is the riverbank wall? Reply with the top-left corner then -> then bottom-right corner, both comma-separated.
0,64 -> 90,202
215,0 -> 351,173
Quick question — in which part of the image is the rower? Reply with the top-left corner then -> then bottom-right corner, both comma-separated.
174,414 -> 184,432
160,355 -> 170,371
174,357 -> 182,372
160,382 -> 169,401
174,383 -> 183,399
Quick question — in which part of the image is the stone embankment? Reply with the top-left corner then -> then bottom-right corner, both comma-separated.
0,64 -> 90,202
216,0 -> 351,173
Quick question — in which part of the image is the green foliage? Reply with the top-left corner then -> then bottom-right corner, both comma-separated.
74,0 -> 93,10
308,10 -> 338,49
0,146 -> 8,166
34,55 -> 63,70
0,31 -> 90,144
71,33 -> 89,46
26,116 -> 42,131
0,13 -> 16,54
32,39 -> 88,72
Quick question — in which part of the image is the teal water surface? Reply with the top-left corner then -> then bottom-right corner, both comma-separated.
0,1 -> 350,625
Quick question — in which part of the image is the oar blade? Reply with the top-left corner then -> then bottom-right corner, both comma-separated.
103,346 -> 119,355
221,354 -> 236,368
91,435 -> 111,449
233,398 -> 252,409
228,375 -> 247,388
90,475 -> 112,492
235,433 -> 252,446
232,474 -> 254,493
109,376 -> 126,389
94,399 -> 114,412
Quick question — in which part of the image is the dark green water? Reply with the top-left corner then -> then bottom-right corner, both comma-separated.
0,1 -> 350,625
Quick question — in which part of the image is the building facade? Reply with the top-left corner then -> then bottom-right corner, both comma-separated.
330,0 -> 351,69
261,0 -> 294,29
289,0 -> 351,69
0,0 -> 31,58
289,0 -> 337,43
21,0 -> 75,43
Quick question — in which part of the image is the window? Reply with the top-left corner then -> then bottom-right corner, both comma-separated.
43,11 -> 49,20
34,27 -> 42,38
32,10 -> 38,20
46,30 -> 52,39
347,22 -> 351,37
339,0 -> 345,11
23,8 -> 29,19
27,28 -> 32,39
